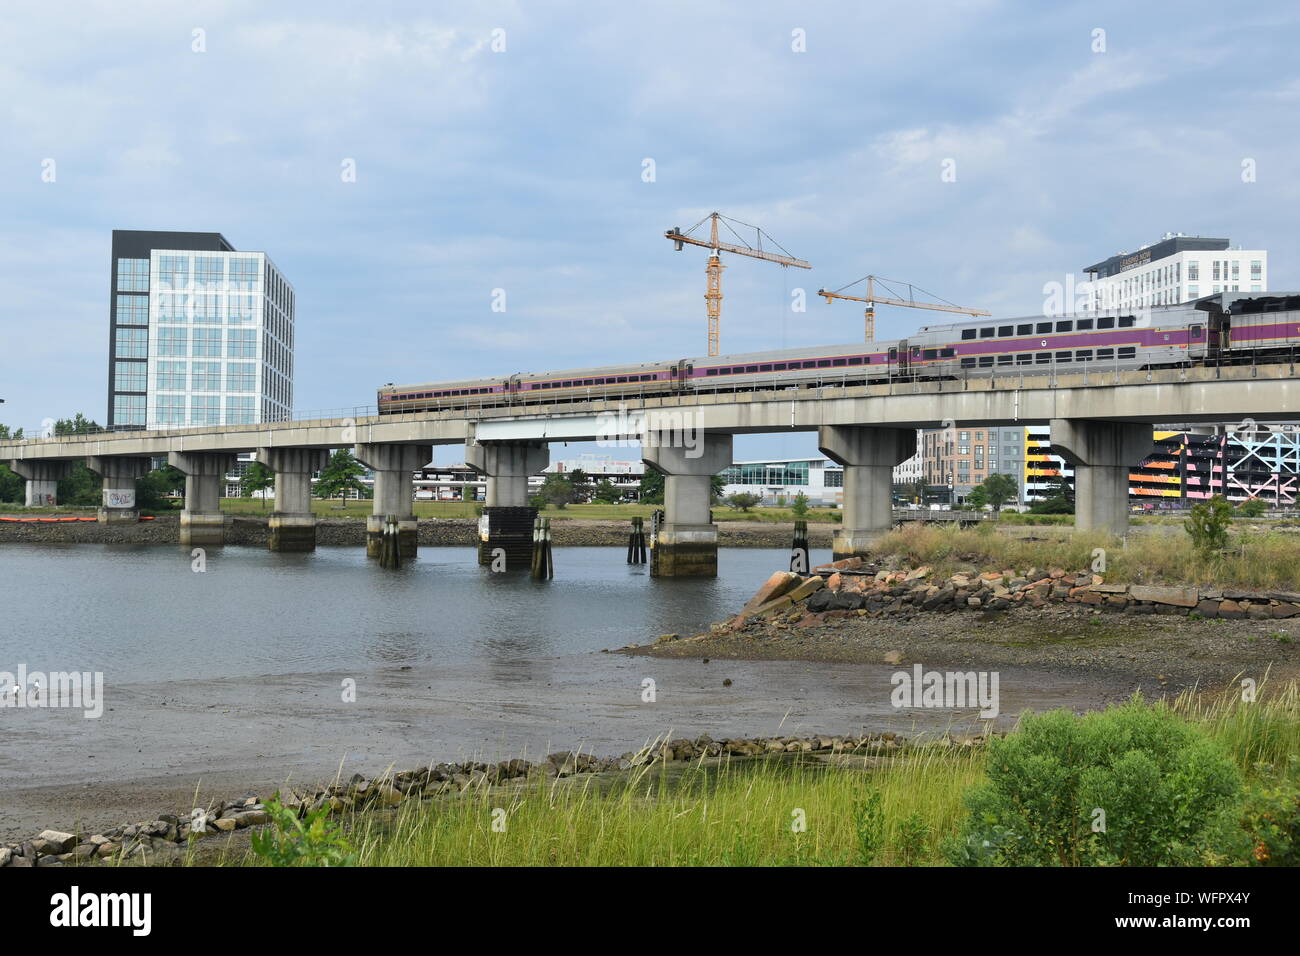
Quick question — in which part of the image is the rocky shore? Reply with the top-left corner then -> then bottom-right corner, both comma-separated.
0,514 -> 830,549
1,730 -> 968,867
629,557 -> 1300,690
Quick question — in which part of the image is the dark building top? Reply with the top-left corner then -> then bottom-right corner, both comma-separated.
1084,236 -> 1229,279
110,230 -> 234,257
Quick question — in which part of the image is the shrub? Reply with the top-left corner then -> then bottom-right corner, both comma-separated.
791,492 -> 810,518
1185,495 -> 1233,555
1241,777 -> 1300,866
726,492 -> 761,512
1238,498 -> 1268,518
945,700 -> 1244,866
250,797 -> 357,867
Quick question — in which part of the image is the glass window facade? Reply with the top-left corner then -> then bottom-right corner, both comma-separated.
114,361 -> 146,392
115,258 -> 149,292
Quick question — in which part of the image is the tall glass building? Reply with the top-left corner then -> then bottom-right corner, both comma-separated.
107,230 -> 295,430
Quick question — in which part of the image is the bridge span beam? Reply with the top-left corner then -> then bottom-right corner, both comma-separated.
256,447 -> 330,552
8,459 -> 71,509
465,441 -> 549,569
354,443 -> 432,558
819,426 -> 918,561
1050,419 -> 1155,536
169,452 -> 236,546
643,432 -> 732,578
85,456 -> 152,524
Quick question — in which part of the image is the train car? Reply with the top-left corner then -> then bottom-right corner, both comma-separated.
377,295 -> 1300,416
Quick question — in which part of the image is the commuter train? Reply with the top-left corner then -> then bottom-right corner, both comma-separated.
377,291 -> 1300,414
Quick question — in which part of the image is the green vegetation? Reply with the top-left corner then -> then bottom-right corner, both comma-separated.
249,797 -> 357,867
1185,494 -> 1234,555
240,461 -> 275,510
790,491 -> 810,518
314,449 -> 370,504
1238,498 -> 1269,518
866,521 -> 1300,590
537,473 -> 574,509
725,492 -> 761,512
946,700 -> 1244,866
966,473 -> 1017,512
215,681 -> 1298,867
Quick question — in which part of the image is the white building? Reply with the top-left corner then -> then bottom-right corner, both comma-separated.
719,457 -> 844,506
1083,233 -> 1267,312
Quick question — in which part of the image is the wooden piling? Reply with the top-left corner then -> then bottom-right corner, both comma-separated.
379,513 -> 402,569
627,516 -> 647,564
790,519 -> 809,574
531,515 -> 553,580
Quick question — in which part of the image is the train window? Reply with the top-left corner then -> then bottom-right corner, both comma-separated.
961,328 -> 977,340
1118,316 -> 1136,328
1076,350 -> 1092,361
803,360 -> 817,368
1097,348 -> 1114,360
746,365 -> 758,373
1190,324 -> 1204,339
1016,353 -> 1033,365
817,360 -> 831,368
584,379 -> 594,386
759,364 -> 773,372
923,350 -> 937,360
848,355 -> 864,365
773,362 -> 787,370
997,354 -> 1013,366
979,327 -> 995,338
1036,322 -> 1052,334
1118,346 -> 1136,358
1076,318 -> 1094,330
941,348 -> 955,358
1017,324 -> 1032,335
978,356 -> 994,367
1098,317 -> 1115,329
617,376 -> 628,383
706,368 -> 718,376
960,357 -> 976,369
887,348 -> 897,361
998,326 -> 1013,337
1035,353 -> 1050,364
1056,320 -> 1073,332
832,358 -> 847,367
1056,351 -> 1072,362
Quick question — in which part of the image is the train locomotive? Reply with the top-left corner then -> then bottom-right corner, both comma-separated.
377,291 -> 1300,415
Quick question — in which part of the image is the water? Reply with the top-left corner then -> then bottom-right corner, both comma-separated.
0,544 -> 815,680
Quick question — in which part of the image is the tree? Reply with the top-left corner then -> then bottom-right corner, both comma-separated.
1030,473 -> 1074,514
970,473 -> 1017,512
315,449 -> 368,503
638,466 -> 664,504
54,413 -> 101,436
539,474 -> 574,509
726,492 -> 761,512
1238,498 -> 1268,518
0,464 -> 20,504
567,468 -> 592,504
241,461 -> 276,510
790,491 -> 810,517
965,486 -> 989,510
592,478 -> 620,504
136,464 -> 185,511
0,425 -> 24,440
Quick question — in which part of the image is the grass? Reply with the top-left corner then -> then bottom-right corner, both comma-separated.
867,521 -> 1300,590
208,680 -> 1300,867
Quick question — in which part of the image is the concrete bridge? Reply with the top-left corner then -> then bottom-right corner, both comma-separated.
5,363 -> 1300,574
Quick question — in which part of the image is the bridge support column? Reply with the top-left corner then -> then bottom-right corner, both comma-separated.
256,447 -> 330,552
86,456 -> 151,524
465,441 -> 549,569
1050,419 -> 1153,536
354,443 -> 431,558
168,452 -> 236,546
818,425 -> 917,561
8,460 -> 71,508
643,432 -> 732,578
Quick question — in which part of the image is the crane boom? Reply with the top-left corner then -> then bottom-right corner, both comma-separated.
665,230 -> 812,269
817,275 -> 989,343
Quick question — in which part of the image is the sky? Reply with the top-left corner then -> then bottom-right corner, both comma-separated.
3,0 -> 1299,463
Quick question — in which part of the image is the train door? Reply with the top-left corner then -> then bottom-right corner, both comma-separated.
888,339 -> 909,378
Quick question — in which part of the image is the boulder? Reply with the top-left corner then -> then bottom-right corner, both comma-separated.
742,571 -> 801,613
1128,585 -> 1199,608
34,831 -> 77,855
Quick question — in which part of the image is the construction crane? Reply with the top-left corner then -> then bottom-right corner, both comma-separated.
817,274 -> 990,343
666,212 -> 811,357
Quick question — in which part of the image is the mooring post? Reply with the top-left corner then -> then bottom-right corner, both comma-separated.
790,519 -> 809,574
531,515 -> 553,580
628,516 -> 646,564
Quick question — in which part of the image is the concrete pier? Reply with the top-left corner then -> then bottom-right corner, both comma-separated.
85,456 -> 151,523
643,432 -> 732,577
465,441 -> 548,568
256,447 -> 330,551
818,425 -> 917,561
354,443 -> 431,557
8,460 -> 71,508
168,452 -> 236,546
1050,419 -> 1155,535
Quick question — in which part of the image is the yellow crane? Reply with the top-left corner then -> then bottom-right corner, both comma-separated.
817,274 -> 990,343
666,212 -> 811,357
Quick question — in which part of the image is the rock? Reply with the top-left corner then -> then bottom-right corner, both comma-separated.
34,830 -> 77,855
234,810 -> 269,828
883,650 -> 903,665
905,566 -> 931,581
826,572 -> 843,591
742,572 -> 801,613
1127,585 -> 1199,608
213,817 -> 237,832
1217,600 -> 1245,619
1195,599 -> 1220,618
0,847 -> 10,867
96,843 -> 118,858
813,556 -> 863,571
654,633 -> 679,644
1270,603 -> 1300,619
784,576 -> 826,604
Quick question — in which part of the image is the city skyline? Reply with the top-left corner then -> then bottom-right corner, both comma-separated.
3,1 -> 1300,466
